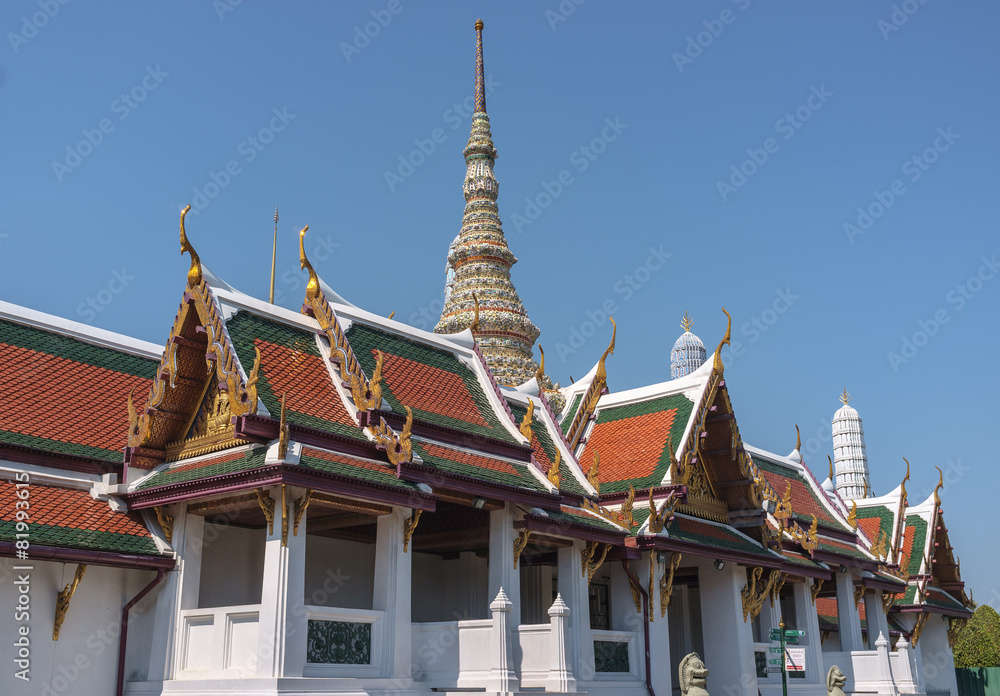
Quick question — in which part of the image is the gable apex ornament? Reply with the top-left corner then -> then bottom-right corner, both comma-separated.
179,205 -> 202,287
712,307 -> 731,373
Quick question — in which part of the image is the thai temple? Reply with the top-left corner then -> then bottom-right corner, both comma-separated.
0,20 -> 973,696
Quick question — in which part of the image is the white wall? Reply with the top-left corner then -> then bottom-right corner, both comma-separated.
412,552 -> 446,622
918,614 -> 960,696
198,523 -> 264,607
0,557 -> 158,696
303,535 -> 374,610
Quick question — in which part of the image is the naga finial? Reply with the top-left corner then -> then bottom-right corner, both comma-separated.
535,345 -> 546,387
840,387 -> 851,405
901,457 -> 910,502
795,424 -> 801,453
828,454 -> 834,481
680,311 -> 694,333
298,226 -> 319,301
713,307 -> 732,373
933,465 -> 944,507
596,317 -> 616,383
470,292 -> 480,334
519,399 -> 534,442
588,451 -> 600,494
179,205 -> 202,287
277,392 -> 289,460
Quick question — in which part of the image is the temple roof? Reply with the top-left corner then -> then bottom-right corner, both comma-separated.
0,301 -> 160,467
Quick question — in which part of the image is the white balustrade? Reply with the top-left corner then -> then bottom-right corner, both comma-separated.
177,604 -> 261,679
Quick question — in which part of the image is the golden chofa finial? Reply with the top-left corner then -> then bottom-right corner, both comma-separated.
712,307 -> 732,373
680,311 -> 694,333
475,18 -> 484,31
933,465 -> 944,507
179,205 -> 202,287
840,388 -> 851,405
470,292 -> 480,334
298,226 -> 319,301
901,457 -> 910,502
535,345 -> 546,386
828,454 -> 834,481
794,424 -> 801,452
595,317 -> 616,383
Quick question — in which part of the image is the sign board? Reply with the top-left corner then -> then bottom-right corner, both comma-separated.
784,647 -> 806,673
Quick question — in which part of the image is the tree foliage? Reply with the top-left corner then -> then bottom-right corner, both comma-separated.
953,605 -> 1000,668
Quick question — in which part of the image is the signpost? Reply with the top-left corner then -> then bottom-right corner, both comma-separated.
768,618 -> 807,696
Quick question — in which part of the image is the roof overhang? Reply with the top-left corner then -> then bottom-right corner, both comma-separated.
0,542 -> 175,571
515,513 -> 628,546
125,462 -> 437,512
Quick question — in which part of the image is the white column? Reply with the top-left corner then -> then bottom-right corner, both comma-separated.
147,505 -> 202,681
488,588 -> 520,695
865,590 -> 891,651
835,570 -> 863,652
699,562 -> 757,696
256,485 -> 306,677
918,615 -> 960,696
645,553 -> 673,696
489,504 -> 521,670
546,594 -> 576,692
802,579 -> 825,683
373,507 -> 412,679
557,541 -> 593,682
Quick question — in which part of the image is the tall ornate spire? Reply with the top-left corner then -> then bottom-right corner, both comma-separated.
832,388 -> 871,500
434,19 -> 542,388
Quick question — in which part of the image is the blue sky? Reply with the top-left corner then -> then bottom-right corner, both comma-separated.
2,2 -> 997,604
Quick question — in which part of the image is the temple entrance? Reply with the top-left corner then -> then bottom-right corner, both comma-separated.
668,569 -> 705,696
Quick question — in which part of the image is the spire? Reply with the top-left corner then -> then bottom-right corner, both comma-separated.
670,311 -> 706,379
434,20 -> 544,389
475,19 -> 486,114
832,388 -> 871,500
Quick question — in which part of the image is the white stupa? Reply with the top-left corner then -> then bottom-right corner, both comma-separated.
832,388 -> 871,500
670,312 -> 707,379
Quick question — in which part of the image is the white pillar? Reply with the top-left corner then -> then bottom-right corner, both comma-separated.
699,562 -> 757,696
645,553 -> 673,696
894,637 -> 920,693
489,505 -> 521,670
802,579 -> 825,683
147,505 -> 202,681
875,632 -> 898,696
489,588 -> 520,695
557,541 -> 593,682
546,593 -> 576,692
835,570 -> 863,652
373,507 -> 412,679
865,590 -> 891,650
256,485 -> 306,677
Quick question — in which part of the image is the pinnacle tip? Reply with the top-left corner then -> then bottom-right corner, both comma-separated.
475,19 -> 483,31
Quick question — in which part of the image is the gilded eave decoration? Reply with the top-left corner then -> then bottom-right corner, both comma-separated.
660,552 -> 682,617
128,206 -> 259,466
582,541 -> 611,583
790,514 -> 819,554
741,567 -> 783,622
298,227 -> 413,468
53,564 -> 87,641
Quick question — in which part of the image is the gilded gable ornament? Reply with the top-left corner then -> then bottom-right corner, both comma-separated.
519,399 -> 534,441
588,452 -> 600,494
547,449 -> 561,488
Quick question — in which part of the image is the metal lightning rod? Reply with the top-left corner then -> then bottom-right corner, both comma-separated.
269,205 -> 278,303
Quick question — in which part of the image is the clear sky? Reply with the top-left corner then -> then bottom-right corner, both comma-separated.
2,2 -> 997,604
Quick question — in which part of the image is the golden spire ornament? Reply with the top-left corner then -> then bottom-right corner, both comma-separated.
269,205 -> 279,303
680,311 -> 694,333
840,388 -> 851,405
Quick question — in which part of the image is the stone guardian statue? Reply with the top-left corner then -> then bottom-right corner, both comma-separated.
679,652 -> 710,696
827,665 -> 847,696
